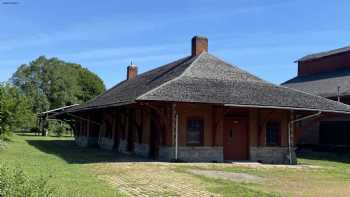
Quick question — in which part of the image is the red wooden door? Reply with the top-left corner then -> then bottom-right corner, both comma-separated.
223,118 -> 248,161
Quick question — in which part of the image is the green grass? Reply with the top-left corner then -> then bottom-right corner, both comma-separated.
298,150 -> 350,181
0,134 -> 124,197
174,151 -> 350,196
1,134 -> 350,197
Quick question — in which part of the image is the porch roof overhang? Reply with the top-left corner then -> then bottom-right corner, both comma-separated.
39,104 -> 80,119
66,101 -> 135,113
223,103 -> 350,114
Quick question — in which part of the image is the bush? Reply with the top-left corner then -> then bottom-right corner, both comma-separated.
48,121 -> 71,137
53,125 -> 65,137
30,127 -> 41,135
0,164 -> 54,197
0,133 -> 10,142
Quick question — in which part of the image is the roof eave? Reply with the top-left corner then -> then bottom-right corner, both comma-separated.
224,103 -> 350,114
66,101 -> 136,113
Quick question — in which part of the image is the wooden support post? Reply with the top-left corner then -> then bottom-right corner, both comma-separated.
211,106 -> 222,146
172,103 -> 178,160
111,112 -> 116,140
257,109 -> 261,146
289,111 -> 294,147
87,115 -> 90,137
80,118 -> 83,137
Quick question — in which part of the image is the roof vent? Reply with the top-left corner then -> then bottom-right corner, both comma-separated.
192,36 -> 208,56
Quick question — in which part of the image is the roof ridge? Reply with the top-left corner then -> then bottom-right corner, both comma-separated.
203,53 -> 267,82
186,75 -> 275,86
138,52 -> 277,101
136,53 -> 204,100
81,56 -> 192,107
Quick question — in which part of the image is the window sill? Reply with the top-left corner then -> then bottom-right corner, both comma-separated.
265,145 -> 281,147
186,144 -> 203,147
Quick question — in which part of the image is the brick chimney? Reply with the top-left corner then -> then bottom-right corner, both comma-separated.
127,62 -> 138,80
192,36 -> 208,56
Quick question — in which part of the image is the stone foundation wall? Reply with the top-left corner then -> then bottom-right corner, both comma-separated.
159,146 -> 223,162
250,146 -> 297,164
98,137 -> 114,150
75,136 -> 98,147
134,143 -> 149,157
119,139 -> 128,153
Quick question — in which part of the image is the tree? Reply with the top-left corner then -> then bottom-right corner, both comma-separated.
0,83 -> 35,139
11,56 -> 105,112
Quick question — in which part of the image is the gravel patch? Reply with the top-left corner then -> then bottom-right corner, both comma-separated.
188,169 -> 264,183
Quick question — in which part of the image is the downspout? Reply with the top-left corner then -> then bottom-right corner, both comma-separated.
288,110 -> 322,164
175,112 -> 179,160
172,103 -> 179,161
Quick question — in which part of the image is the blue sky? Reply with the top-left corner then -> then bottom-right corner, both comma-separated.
1,0 -> 350,88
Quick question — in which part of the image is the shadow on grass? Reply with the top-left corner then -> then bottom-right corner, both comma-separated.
26,138 -> 153,164
297,148 -> 350,164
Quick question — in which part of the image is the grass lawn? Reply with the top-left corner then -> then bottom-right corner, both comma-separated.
1,134 -> 350,197
0,134 -> 124,197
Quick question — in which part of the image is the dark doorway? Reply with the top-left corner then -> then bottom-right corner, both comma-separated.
223,117 -> 248,160
320,121 -> 350,146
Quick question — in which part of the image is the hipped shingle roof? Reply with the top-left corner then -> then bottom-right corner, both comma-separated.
70,53 -> 350,113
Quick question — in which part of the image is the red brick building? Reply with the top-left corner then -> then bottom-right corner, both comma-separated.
55,36 -> 350,164
283,46 -> 350,146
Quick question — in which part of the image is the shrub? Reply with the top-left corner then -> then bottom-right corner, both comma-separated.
30,127 -> 41,135
48,121 -> 71,137
0,164 -> 54,197
55,126 -> 65,137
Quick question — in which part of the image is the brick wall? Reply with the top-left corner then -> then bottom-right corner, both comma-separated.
298,52 -> 350,76
176,103 -> 222,146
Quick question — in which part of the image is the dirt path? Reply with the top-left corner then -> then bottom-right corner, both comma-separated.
91,163 -> 218,197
